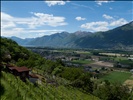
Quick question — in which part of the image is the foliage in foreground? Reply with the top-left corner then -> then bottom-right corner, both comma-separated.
1,71 -> 99,100
93,80 -> 133,100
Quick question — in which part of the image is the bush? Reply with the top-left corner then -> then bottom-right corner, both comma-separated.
93,81 -> 131,100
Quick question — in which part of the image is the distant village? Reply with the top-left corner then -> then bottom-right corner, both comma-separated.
28,47 -> 133,75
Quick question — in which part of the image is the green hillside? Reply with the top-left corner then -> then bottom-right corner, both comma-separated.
1,71 -> 99,100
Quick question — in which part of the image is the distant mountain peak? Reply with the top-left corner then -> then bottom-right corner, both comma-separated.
61,31 -> 69,34
130,21 -> 133,26
74,31 -> 92,37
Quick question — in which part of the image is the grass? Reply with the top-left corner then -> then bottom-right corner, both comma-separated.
71,60 -> 93,65
100,71 -> 132,83
76,51 -> 91,55
53,50 -> 74,53
113,57 -> 128,62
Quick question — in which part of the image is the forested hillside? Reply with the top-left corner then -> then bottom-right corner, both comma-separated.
1,37 -> 62,70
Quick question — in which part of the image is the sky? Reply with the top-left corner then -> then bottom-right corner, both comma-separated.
1,0 -> 133,39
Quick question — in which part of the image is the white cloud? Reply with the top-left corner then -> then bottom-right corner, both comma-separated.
66,0 -> 70,3
81,21 -> 109,32
32,12 -> 67,27
1,27 -> 25,38
28,29 -> 65,37
96,1 -> 108,5
1,12 -> 16,28
80,17 -> 128,32
1,12 -> 13,20
1,12 -> 67,29
103,14 -> 113,20
1,27 -> 65,38
28,29 -> 64,33
1,12 -> 67,38
45,1 -> 66,7
71,3 -> 94,10
1,21 -> 16,28
75,17 -> 86,21
110,18 -> 128,26
109,7 -> 113,10
95,0 -> 114,6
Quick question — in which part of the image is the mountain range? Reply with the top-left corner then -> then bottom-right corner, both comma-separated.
8,21 -> 133,49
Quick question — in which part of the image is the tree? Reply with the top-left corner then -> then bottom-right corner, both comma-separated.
93,81 -> 131,100
52,65 -> 63,76
71,73 -> 93,93
59,67 -> 83,81
0,72 -> 5,96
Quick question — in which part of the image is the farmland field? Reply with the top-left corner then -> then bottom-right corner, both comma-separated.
71,60 -> 93,65
76,51 -> 91,55
100,71 -> 132,83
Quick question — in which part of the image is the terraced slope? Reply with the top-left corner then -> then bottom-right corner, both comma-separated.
1,71 -> 99,100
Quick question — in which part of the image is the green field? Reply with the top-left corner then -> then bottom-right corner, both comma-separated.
100,71 -> 132,83
76,51 -> 91,55
71,60 -> 93,65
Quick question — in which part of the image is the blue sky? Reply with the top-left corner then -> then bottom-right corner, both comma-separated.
1,1 -> 133,39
